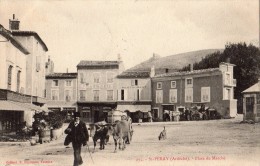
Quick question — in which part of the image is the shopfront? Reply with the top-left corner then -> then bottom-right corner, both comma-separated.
78,102 -> 117,123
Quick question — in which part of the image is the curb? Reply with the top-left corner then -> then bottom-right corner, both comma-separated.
0,141 -> 31,146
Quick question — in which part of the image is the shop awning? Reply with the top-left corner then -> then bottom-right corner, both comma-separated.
117,105 -> 151,113
15,102 -> 48,112
0,101 -> 28,111
0,101 -> 48,112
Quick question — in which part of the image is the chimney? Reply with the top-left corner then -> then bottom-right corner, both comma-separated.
67,68 -> 69,73
9,14 -> 20,31
117,54 -> 122,62
165,68 -> 169,73
226,57 -> 230,63
150,66 -> 155,77
190,64 -> 193,71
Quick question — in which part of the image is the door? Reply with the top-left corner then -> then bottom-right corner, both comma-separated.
94,110 -> 99,123
246,97 -> 254,118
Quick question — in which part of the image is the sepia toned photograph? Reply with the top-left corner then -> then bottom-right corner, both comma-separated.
0,0 -> 259,166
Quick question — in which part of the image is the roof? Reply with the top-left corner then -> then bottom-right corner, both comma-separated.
77,61 -> 119,69
242,82 -> 260,93
0,25 -> 29,55
117,71 -> 151,78
12,30 -> 48,51
46,73 -> 77,79
153,68 -> 221,78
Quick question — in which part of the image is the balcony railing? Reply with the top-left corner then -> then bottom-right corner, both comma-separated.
0,89 -> 45,103
224,79 -> 236,87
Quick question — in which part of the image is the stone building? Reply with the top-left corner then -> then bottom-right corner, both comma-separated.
0,15 -> 48,130
116,70 -> 153,122
45,72 -> 78,121
151,62 -> 237,120
242,79 -> 260,122
77,57 -> 124,123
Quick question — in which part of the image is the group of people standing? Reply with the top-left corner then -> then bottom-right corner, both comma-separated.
64,112 -> 134,166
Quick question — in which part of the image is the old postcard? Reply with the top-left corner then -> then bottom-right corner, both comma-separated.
0,0 -> 259,166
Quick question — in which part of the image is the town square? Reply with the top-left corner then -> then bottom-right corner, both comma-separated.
0,1 -> 259,166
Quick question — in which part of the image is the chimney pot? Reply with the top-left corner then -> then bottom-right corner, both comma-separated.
190,64 -> 193,71
165,68 -> 169,73
9,14 -> 20,30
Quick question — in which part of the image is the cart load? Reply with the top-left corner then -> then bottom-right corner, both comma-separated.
107,110 -> 127,123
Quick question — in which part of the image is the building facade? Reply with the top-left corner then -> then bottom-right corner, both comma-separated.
45,73 -> 78,120
151,62 -> 237,120
242,79 -> 260,122
116,71 -> 153,122
77,59 -> 124,123
0,15 -> 48,131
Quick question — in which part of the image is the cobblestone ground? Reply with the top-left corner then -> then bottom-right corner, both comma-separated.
0,115 -> 260,166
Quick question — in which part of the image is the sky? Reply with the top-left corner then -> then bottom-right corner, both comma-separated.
0,0 -> 259,72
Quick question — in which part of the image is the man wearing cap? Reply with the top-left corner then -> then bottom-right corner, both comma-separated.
65,112 -> 89,166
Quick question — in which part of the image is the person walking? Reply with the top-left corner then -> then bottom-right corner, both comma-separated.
65,112 -> 89,166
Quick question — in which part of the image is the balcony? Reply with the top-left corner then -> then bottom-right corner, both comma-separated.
0,89 -> 48,105
224,79 -> 236,87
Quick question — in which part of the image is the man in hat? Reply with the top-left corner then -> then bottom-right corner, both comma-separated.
65,112 -> 89,166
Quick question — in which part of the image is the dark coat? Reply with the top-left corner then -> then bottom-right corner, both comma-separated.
65,120 -> 89,145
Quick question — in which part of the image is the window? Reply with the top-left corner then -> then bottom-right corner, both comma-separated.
156,90 -> 163,103
131,79 -> 138,86
36,56 -> 41,72
186,78 -> 193,88
82,111 -> 90,119
65,90 -> 72,101
80,73 -> 84,83
169,89 -> 177,103
94,73 -> 100,83
65,80 -> 72,86
17,70 -> 21,92
157,82 -> 162,89
185,88 -> 193,103
224,88 -> 231,100
107,90 -> 113,101
121,89 -> 125,100
107,73 -> 114,83
93,90 -> 99,101
79,90 -> 86,101
201,87 -> 210,102
51,90 -> 59,100
7,65 -> 12,90
136,89 -> 140,101
52,80 -> 58,87
225,73 -> 231,85
171,81 -> 176,88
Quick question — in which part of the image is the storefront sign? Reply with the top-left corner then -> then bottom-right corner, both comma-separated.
121,86 -> 146,89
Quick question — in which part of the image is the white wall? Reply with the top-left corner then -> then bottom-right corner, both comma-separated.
14,36 -> 47,97
0,34 -> 27,92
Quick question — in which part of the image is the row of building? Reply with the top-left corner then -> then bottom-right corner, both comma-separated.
45,58 -> 238,123
0,15 -> 241,132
